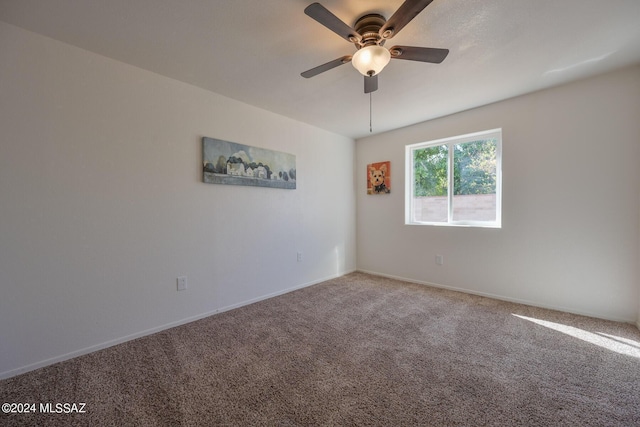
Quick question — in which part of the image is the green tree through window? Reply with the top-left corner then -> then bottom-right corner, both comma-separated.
413,144 -> 448,197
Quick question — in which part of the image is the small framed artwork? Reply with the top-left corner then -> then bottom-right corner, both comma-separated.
367,161 -> 391,194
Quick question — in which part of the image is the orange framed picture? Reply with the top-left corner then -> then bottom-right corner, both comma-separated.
367,161 -> 391,195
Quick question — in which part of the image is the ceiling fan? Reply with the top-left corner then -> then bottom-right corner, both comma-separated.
301,0 -> 449,93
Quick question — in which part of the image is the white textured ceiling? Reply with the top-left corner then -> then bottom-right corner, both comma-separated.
1,0 -> 640,139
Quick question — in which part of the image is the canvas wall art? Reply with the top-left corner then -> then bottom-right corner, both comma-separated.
203,137 -> 296,189
367,161 -> 391,194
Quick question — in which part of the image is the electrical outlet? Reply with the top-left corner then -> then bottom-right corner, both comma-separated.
177,276 -> 188,291
297,252 -> 303,262
435,255 -> 444,266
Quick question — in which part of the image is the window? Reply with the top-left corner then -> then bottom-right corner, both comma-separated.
405,129 -> 502,227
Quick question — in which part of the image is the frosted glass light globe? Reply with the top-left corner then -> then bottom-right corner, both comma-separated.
352,45 -> 391,76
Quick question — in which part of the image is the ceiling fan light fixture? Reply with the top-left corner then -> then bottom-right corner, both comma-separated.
352,45 -> 391,76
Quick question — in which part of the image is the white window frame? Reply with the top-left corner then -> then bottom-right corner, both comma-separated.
405,128 -> 502,228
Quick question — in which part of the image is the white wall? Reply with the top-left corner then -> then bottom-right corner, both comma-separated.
0,22 -> 356,378
357,64 -> 640,324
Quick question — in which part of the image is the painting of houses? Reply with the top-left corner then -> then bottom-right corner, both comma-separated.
203,137 -> 296,189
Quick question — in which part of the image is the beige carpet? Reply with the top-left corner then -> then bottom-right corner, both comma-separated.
1,272 -> 640,426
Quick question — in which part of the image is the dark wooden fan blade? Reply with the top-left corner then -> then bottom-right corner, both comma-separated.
301,56 -> 352,78
364,74 -> 378,93
389,46 -> 449,63
379,0 -> 435,39
304,3 -> 361,43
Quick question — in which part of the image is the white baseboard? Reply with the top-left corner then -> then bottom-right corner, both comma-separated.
357,269 -> 635,325
0,270 -> 355,380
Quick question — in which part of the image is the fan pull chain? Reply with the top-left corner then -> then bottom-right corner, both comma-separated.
369,92 -> 372,133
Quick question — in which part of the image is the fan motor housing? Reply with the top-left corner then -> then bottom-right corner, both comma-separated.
354,14 -> 386,47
